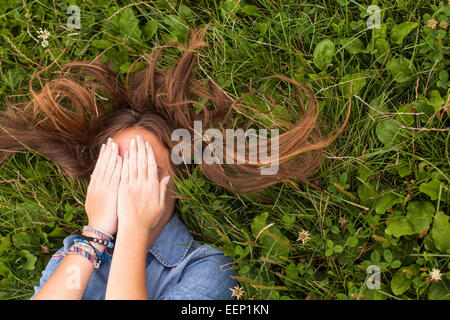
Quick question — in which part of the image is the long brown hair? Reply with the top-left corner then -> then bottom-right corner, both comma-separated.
0,26 -> 350,194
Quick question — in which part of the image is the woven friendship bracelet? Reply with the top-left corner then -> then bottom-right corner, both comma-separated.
82,226 -> 114,241
74,238 -> 100,260
74,238 -> 112,263
66,242 -> 100,269
72,241 -> 97,259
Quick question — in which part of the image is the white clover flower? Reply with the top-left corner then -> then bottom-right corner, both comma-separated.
429,268 -> 442,282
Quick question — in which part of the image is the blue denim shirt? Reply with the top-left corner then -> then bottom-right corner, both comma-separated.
31,212 -> 238,300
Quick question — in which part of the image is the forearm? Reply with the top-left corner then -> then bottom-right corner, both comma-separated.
105,225 -> 149,300
32,231 -> 105,300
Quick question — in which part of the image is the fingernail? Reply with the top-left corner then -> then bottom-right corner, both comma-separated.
112,143 -> 117,150
130,138 -> 135,147
145,141 -> 150,149
137,135 -> 142,143
162,176 -> 170,185
107,137 -> 112,144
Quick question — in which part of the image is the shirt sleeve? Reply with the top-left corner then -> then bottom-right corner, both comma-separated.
158,247 -> 239,300
30,248 -> 65,299
30,235 -> 76,299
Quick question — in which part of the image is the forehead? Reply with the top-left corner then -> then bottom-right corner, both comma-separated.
111,127 -> 168,164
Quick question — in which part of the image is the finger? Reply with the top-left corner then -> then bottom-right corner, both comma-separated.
136,135 -> 148,180
97,137 -> 114,181
146,141 -> 158,182
121,151 -> 129,185
109,155 -> 122,188
159,176 -> 170,208
104,141 -> 119,185
129,137 -> 137,183
90,143 -> 106,184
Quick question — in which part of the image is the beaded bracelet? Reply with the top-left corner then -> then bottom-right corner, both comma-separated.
82,226 -> 114,241
77,234 -> 114,249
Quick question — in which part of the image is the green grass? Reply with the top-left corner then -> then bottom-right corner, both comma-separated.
0,0 -> 449,300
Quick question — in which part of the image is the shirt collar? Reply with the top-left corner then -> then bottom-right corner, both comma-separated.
147,212 -> 193,267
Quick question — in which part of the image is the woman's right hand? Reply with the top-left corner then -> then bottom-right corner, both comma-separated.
84,137 -> 122,236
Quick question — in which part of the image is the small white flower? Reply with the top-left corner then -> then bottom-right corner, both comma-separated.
41,39 -> 49,48
296,229 -> 311,244
427,19 -> 438,29
429,268 -> 442,282
230,285 -> 244,300
37,28 -> 51,40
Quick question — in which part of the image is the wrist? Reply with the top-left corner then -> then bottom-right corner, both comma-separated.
117,222 -> 149,244
86,218 -> 116,237
118,214 -> 161,235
